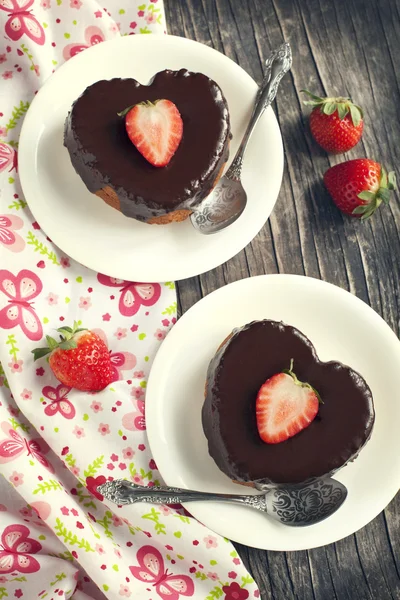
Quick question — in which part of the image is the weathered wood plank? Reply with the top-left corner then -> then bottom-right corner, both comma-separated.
167,0 -> 400,597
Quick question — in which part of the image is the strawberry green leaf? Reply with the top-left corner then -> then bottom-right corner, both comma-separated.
322,102 -> 336,115
57,328 -> 73,340
32,347 -> 52,361
300,89 -> 324,103
388,171 -> 397,190
352,205 -> 369,215
379,167 -> 388,188
46,335 -> 58,350
117,105 -> 135,118
378,188 -> 391,204
357,191 -> 375,201
58,340 -> 78,351
337,103 -> 348,120
57,326 -> 73,334
354,104 -> 364,118
349,104 -> 362,127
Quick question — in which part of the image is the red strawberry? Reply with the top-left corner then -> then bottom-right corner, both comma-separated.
119,99 -> 183,167
256,360 -> 320,444
32,322 -> 113,392
324,159 -> 397,219
301,90 -> 363,153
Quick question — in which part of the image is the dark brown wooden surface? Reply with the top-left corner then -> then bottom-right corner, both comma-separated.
166,0 -> 400,598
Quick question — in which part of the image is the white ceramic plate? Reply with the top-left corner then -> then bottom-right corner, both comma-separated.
18,35 -> 283,282
146,275 -> 400,551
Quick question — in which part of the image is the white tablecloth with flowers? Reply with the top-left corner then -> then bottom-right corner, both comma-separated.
0,1 -> 260,598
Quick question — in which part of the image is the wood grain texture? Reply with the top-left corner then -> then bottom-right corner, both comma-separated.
166,0 -> 400,597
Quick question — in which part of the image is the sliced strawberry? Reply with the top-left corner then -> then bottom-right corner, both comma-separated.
256,361 -> 320,444
121,99 -> 183,167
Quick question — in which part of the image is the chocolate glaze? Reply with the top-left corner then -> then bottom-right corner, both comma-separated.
202,320 -> 375,485
64,69 -> 231,222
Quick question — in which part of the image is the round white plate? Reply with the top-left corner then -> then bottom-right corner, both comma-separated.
19,35 -> 283,283
146,275 -> 400,551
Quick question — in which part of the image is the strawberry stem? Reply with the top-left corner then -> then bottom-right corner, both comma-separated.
300,89 -> 363,127
117,100 -> 160,118
282,359 -> 323,404
32,321 -> 86,361
354,166 -> 397,219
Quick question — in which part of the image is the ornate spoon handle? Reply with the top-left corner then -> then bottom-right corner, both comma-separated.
227,42 -> 292,181
99,480 -> 267,511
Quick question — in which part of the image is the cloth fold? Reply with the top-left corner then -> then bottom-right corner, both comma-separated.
0,1 -> 259,598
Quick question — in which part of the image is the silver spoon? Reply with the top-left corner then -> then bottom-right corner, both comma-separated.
98,476 -> 347,527
190,42 -> 292,235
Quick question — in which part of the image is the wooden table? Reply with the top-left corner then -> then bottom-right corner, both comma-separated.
167,0 -> 400,597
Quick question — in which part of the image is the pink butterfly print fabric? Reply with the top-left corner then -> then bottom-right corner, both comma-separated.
92,328 -> 136,382
122,397 -> 145,431
0,142 -> 18,173
0,523 -> 42,574
0,214 -> 25,252
130,545 -> 195,600
0,269 -> 43,341
97,274 -> 161,317
0,421 -> 54,473
42,383 -> 75,419
0,0 -> 45,45
0,3 -> 260,599
63,25 -> 105,61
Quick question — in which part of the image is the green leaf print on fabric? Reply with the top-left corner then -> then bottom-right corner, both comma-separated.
0,363 -> 10,388
33,479 -> 62,494
241,575 -> 254,585
142,507 -> 166,535
27,231 -> 60,265
195,571 -> 208,581
97,510 -> 114,539
164,281 -> 175,290
5,100 -> 30,130
75,483 -> 97,510
50,573 -> 66,586
83,455 -> 104,478
8,199 -> 27,211
0,587 -> 8,599
64,453 -> 76,468
20,43 -> 39,74
9,417 -> 30,433
206,587 -> 224,599
139,467 -> 152,480
162,302 -> 177,316
173,514 -> 190,525
54,518 -> 94,552
52,551 -> 74,562
6,334 -> 19,362
139,26 -> 151,33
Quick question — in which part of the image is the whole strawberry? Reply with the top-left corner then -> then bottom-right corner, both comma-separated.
324,159 -> 397,219
33,322 -> 113,391
301,90 -> 363,153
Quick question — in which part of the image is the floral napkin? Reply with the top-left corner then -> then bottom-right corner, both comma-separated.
0,1 -> 259,599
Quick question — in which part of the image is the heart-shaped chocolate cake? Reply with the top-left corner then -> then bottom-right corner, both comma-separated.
64,69 -> 231,224
202,320 -> 375,486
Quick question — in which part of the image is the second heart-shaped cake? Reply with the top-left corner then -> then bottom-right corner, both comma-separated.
202,320 -> 375,486
64,69 -> 231,224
